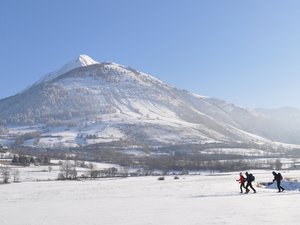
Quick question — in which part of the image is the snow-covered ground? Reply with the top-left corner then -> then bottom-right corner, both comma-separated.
0,170 -> 299,225
1,161 -> 123,182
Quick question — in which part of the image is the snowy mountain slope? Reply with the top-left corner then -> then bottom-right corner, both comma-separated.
1,55 -> 300,148
253,107 -> 300,143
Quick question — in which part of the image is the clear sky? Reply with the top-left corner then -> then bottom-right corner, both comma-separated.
1,0 -> 300,108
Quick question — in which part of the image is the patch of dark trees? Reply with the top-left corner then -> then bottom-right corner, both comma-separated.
11,154 -> 51,166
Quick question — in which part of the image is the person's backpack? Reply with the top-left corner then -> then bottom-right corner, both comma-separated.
278,173 -> 283,180
249,173 -> 255,182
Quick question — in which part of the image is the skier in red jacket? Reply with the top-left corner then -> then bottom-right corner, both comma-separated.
236,172 -> 246,193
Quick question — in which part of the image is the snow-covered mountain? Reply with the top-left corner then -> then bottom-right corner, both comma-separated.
0,55 -> 300,148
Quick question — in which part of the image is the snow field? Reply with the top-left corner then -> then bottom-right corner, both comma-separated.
1,160 -> 122,183
0,171 -> 299,225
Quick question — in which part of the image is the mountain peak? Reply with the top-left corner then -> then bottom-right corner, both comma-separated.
76,54 -> 99,66
34,54 -> 99,86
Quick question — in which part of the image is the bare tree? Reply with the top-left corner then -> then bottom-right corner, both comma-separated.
274,159 -> 282,170
119,167 -> 129,177
88,163 -> 98,179
107,167 -> 118,177
88,162 -> 95,171
0,166 -> 11,183
69,167 -> 77,179
12,169 -> 20,182
58,160 -> 77,180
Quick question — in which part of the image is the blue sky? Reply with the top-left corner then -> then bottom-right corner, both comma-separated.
1,0 -> 300,108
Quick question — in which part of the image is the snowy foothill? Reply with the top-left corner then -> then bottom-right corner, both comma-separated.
0,169 -> 300,225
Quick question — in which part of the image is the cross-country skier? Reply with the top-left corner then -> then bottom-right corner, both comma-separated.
236,172 -> 246,193
272,171 -> 285,192
245,172 -> 256,193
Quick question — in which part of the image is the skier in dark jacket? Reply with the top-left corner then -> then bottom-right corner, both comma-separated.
236,172 -> 246,193
272,171 -> 285,192
245,172 -> 256,193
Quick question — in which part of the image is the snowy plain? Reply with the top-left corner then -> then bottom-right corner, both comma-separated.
1,170 -> 300,225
